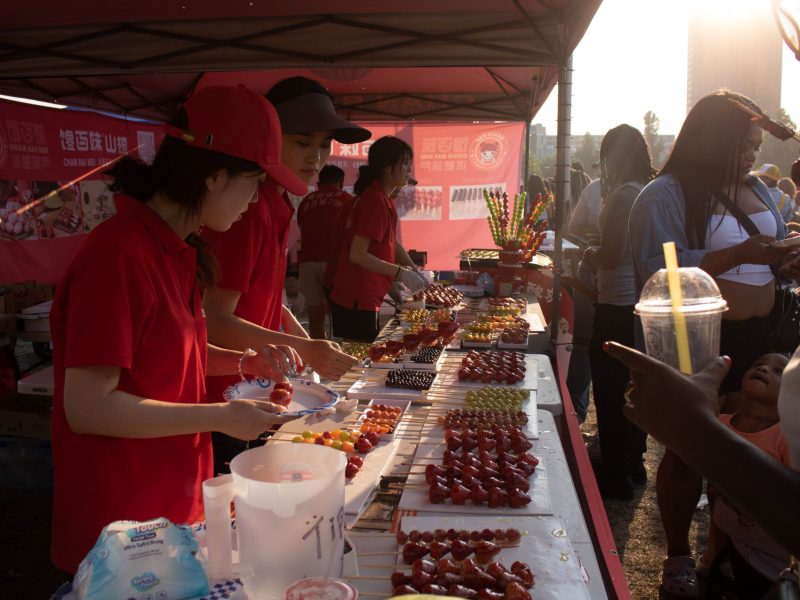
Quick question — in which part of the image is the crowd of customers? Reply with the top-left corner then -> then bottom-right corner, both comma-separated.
559,90 -> 800,599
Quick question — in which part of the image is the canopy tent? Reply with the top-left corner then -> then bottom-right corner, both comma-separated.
0,3 -> 629,596
0,0 -> 598,353
0,0 -> 597,123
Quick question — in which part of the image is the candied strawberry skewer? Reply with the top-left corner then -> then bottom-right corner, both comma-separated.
398,539 -> 513,564
426,481 -> 532,507
390,556 -> 534,597
395,527 -> 523,545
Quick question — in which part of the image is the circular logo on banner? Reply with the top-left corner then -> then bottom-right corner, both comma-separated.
0,123 -> 8,169
470,132 -> 508,171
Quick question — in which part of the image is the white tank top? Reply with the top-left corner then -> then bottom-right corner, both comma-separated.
707,210 -> 776,286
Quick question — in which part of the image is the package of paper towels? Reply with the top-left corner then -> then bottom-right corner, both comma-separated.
72,517 -> 209,600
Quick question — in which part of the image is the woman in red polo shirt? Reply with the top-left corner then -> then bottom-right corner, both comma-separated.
203,77 -> 371,472
329,136 -> 427,341
203,78 -> 371,386
49,85 -> 306,574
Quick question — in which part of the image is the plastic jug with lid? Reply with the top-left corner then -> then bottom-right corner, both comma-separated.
203,443 -> 346,599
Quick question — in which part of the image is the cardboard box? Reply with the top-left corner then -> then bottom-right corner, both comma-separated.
0,281 -> 55,316
0,282 -> 54,338
0,393 -> 51,440
18,299 -> 52,342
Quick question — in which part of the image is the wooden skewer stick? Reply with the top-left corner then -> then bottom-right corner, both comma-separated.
417,400 -> 466,407
422,389 -> 468,396
394,455 -> 443,461
420,389 -> 465,395
386,483 -> 428,489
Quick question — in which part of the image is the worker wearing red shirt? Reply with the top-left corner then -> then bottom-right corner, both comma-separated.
297,165 -> 354,339
49,86 -> 304,574
329,136 -> 427,341
203,77 -> 371,473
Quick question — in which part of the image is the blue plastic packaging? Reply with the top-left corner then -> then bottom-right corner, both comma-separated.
73,517 -> 209,600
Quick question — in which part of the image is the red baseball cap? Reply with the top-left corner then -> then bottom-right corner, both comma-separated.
165,85 -> 308,196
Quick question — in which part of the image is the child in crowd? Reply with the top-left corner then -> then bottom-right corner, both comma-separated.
699,352 -> 792,597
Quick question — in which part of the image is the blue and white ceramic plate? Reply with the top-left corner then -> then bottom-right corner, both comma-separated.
222,377 -> 339,417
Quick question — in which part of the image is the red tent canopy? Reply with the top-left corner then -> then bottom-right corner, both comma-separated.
0,0 -> 600,122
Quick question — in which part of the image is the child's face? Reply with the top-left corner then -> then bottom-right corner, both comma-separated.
741,353 -> 789,405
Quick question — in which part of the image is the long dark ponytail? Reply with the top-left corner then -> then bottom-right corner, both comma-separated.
600,124 -> 656,200
354,136 -> 412,195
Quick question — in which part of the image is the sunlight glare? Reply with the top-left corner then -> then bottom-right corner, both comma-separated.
774,0 -> 800,55
695,0 -> 759,22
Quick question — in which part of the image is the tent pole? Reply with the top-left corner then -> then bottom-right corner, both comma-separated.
551,55 -> 572,345
523,120 -> 531,194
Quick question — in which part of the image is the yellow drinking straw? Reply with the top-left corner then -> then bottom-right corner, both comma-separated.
663,241 -> 693,374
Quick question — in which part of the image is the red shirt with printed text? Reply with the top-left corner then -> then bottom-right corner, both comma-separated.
297,184 -> 354,263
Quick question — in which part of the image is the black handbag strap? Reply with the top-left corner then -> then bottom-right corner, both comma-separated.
715,192 -> 761,237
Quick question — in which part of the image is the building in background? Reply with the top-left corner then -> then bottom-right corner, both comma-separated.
687,3 -> 782,116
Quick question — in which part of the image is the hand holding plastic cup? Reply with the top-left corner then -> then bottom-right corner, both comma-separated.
635,264 -> 727,374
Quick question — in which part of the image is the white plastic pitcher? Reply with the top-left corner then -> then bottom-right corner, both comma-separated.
203,444 -> 346,599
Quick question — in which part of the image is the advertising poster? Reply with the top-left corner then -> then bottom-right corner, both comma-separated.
0,98 -> 523,280
0,99 -> 163,282
325,122 -> 524,271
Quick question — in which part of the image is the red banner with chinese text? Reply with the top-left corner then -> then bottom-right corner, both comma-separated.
323,122 -> 524,271
0,99 -> 163,282
0,103 -> 523,282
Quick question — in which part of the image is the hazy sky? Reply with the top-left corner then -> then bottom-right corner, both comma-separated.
534,0 -> 800,136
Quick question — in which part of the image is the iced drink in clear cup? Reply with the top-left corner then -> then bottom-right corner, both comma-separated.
635,267 -> 728,372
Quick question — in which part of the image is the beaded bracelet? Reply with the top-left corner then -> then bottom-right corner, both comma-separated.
238,348 -> 257,381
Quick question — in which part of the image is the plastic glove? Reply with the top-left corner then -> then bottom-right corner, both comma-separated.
398,267 -> 427,292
